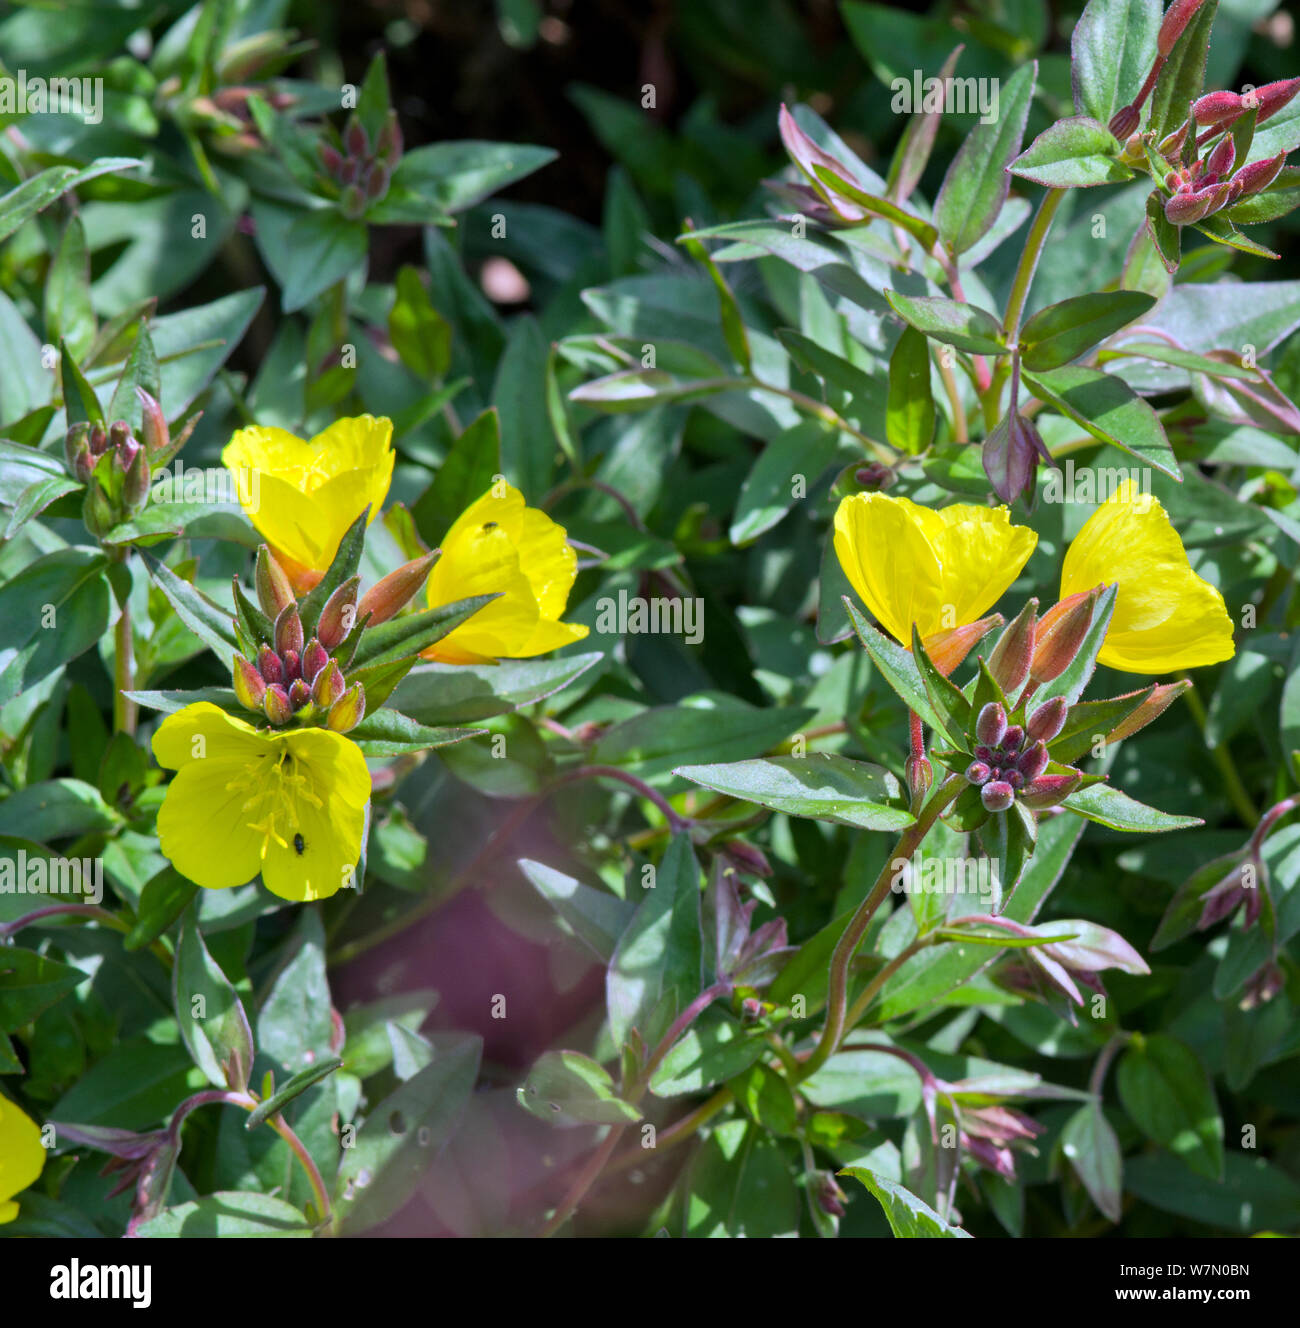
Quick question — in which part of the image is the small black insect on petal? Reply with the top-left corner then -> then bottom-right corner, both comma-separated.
293,833 -> 306,856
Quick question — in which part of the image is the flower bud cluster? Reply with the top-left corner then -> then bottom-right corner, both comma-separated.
319,111 -> 402,219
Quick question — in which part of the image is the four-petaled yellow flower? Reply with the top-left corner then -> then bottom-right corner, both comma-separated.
423,482 -> 589,665
834,492 -> 1037,653
223,415 -> 395,592
0,1095 -> 44,1225
152,702 -> 371,902
1061,479 -> 1235,673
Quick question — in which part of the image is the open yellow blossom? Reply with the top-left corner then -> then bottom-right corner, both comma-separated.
223,415 -> 395,591
423,483 -> 589,665
1061,479 -> 1235,673
834,492 -> 1037,648
0,1095 -> 44,1225
152,702 -> 371,903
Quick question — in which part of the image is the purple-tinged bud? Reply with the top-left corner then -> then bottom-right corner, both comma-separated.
364,163 -> 390,201
1026,696 -> 1068,743
1016,740 -> 1049,783
274,603 -> 304,657
740,996 -> 764,1022
981,780 -> 1015,813
311,658 -> 346,708
1001,724 -> 1024,753
317,576 -> 360,649
344,117 -> 369,158
965,761 -> 991,785
1158,122 -> 1190,157
263,684 -> 292,725
232,655 -> 268,711
327,682 -> 366,733
1165,184 -> 1218,225
854,461 -> 895,490
1005,770 -> 1025,790
338,156 -> 360,186
1019,770 -> 1083,808
983,410 -> 1052,506
1254,77 -> 1300,126
974,745 -> 993,763
1031,588 -> 1098,685
1158,0 -> 1208,57
1228,150 -> 1288,199
813,1172 -> 848,1219
976,702 -> 1008,748
109,419 -> 132,453
256,644 -> 283,685
122,441 -> 150,514
318,141 -> 344,177
988,599 -> 1037,696
136,388 -> 169,461
301,638 -> 329,685
64,422 -> 93,482
1165,169 -> 1185,192
288,678 -> 312,710
1192,89 -> 1245,126
87,424 -> 109,456
906,755 -> 933,805
1105,680 -> 1189,744
255,546 -> 295,619
281,648 -> 301,683
1239,960 -> 1284,1011
1204,135 -> 1236,178
719,839 -> 772,879
924,614 -> 1003,677
1107,103 -> 1140,140
357,552 -> 437,627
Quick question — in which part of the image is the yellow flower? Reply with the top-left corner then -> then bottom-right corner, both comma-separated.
423,483 -> 589,665
223,415 -> 395,591
1061,479 -> 1235,673
833,492 -> 1037,648
152,702 -> 371,903
0,1095 -> 44,1225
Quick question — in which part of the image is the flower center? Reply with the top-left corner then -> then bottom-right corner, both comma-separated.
228,748 -> 323,859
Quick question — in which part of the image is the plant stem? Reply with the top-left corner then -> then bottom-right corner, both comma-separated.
1182,678 -> 1259,827
841,933 -> 937,1032
797,774 -> 964,1080
1087,1032 -> 1129,1097
605,1087 -> 733,1179
1003,188 -> 1065,342
110,552 -> 137,736
538,1125 -> 628,1237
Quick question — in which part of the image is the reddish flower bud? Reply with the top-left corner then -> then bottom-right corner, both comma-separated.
257,644 -> 283,685
988,599 -> 1037,696
338,156 -> 359,186
288,678 -> 313,710
906,754 -> 933,804
1026,696 -> 1068,743
983,410 -> 1052,506
1158,122 -> 1191,157
976,702 -> 1008,748
64,422 -> 93,482
1204,134 -> 1236,178
1165,183 -> 1220,225
274,603 -> 304,657
1158,0 -> 1208,57
311,658 -> 346,708
255,546 -> 295,619
344,117 -> 369,158
301,638 -> 329,685
1018,770 -> 1083,808
327,682 -> 366,733
281,648 -> 301,683
109,419 -> 132,453
375,110 -> 403,162
264,683 -> 292,725
1016,740 -> 1049,783
981,780 -> 1015,812
1228,150 -> 1288,199
357,552 -> 438,627
318,141 -> 344,177
921,614 -> 1002,677
122,441 -> 150,514
1105,680 -> 1189,744
1001,724 -> 1024,753
232,654 -> 267,711
87,423 -> 109,456
1107,104 -> 1140,140
965,761 -> 992,785
719,839 -> 773,879
974,746 -> 993,763
1031,588 -> 1098,684
855,461 -> 895,490
317,576 -> 360,650
1253,77 -> 1300,126
364,162 -> 389,200
136,388 -> 169,462
1192,89 -> 1245,126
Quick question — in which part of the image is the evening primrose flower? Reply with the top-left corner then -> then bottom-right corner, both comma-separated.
0,1095 -> 44,1225
1060,480 -> 1235,673
152,702 -> 370,902
223,415 -> 395,592
423,482 -> 589,665
834,492 -> 1037,663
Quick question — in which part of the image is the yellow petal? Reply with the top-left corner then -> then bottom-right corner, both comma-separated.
1061,480 -> 1235,673
156,757 -> 266,889
0,1095 -> 45,1222
931,503 -> 1038,628
152,702 -> 263,770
